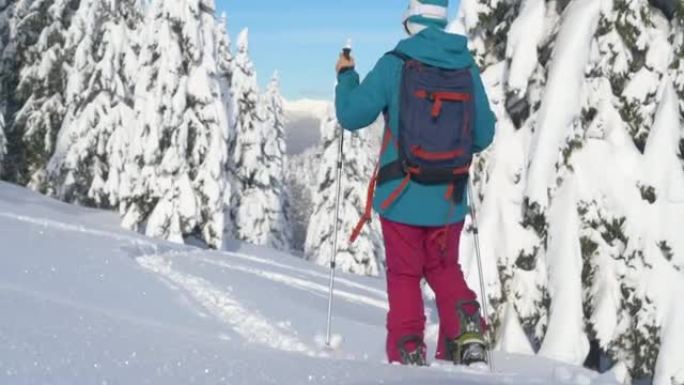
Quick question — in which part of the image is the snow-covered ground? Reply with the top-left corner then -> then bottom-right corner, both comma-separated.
0,182 -> 621,385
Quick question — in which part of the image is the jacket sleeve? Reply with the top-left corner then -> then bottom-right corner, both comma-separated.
470,66 -> 496,153
335,57 -> 390,131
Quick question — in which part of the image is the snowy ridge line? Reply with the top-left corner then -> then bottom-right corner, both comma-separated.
0,211 -> 157,248
219,251 -> 387,298
196,256 -> 389,311
0,283 -> 224,343
137,254 -> 318,356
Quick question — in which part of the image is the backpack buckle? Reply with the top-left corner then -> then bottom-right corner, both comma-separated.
401,160 -> 421,176
415,90 -> 435,101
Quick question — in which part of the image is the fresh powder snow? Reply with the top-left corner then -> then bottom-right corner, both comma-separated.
0,0 -> 681,384
0,181 -> 622,385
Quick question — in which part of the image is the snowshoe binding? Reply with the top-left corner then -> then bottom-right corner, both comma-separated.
447,300 -> 488,366
397,335 -> 428,366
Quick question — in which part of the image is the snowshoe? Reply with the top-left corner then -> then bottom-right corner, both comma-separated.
397,335 -> 428,366
447,300 -> 489,366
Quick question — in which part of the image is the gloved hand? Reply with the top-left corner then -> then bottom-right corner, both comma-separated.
336,53 -> 355,74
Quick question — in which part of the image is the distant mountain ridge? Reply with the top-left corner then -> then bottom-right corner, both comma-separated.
283,98 -> 330,154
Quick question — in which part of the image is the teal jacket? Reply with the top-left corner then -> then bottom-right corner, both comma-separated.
335,27 -> 495,227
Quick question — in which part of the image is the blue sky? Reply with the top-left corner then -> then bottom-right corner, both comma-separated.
215,0 -> 460,101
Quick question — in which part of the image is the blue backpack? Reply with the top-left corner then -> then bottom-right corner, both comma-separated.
351,50 -> 474,243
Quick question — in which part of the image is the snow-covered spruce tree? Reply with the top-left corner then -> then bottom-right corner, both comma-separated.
451,0 -> 520,68
520,0 -> 599,352
457,62 -> 546,352
228,29 -> 291,251
214,13 -> 234,248
592,0 -> 675,152
577,4 -> 684,379
454,0 -> 684,382
186,2 -> 232,249
0,0 -> 11,90
261,72 -> 293,249
0,0 -> 23,182
120,0 -> 231,248
450,0 -> 562,349
576,200 -> 659,382
304,105 -> 384,276
11,0 -> 77,191
645,80 -> 684,385
567,87 -> 680,381
46,0 -> 143,206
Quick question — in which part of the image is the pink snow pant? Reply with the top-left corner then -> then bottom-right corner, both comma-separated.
381,217 -> 478,363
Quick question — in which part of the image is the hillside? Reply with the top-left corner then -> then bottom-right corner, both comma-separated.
0,181 -> 621,385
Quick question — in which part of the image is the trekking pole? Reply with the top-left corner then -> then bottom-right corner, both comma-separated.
325,125 -> 345,347
467,180 -> 495,372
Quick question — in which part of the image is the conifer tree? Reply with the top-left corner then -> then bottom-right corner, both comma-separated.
214,13 -> 235,247
47,0 -> 143,206
120,0 -> 231,248
11,0 -> 77,191
452,2 -> 684,381
229,30 -> 292,251
260,72 -> 293,250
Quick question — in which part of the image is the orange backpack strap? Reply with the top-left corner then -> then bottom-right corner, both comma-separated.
349,128 -> 395,243
349,167 -> 378,243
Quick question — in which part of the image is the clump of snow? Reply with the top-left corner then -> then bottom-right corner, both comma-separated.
494,303 -> 535,355
505,0 -> 546,95
314,333 -> 345,351
538,177 -> 589,365
525,0 -> 602,209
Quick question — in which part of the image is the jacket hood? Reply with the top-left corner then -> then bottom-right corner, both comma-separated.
394,27 -> 474,69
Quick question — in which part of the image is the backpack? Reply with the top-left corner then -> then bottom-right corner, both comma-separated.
350,50 -> 474,243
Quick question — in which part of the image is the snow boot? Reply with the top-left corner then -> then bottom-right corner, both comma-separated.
397,335 -> 428,366
446,301 -> 488,366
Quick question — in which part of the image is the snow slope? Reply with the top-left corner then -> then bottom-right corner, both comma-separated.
0,182 -> 621,385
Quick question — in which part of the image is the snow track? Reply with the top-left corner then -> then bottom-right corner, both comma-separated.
196,256 -> 389,310
223,251 -> 388,298
137,254 -> 317,356
0,208 -> 386,304
0,208 -> 381,355
2,207 -> 386,296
